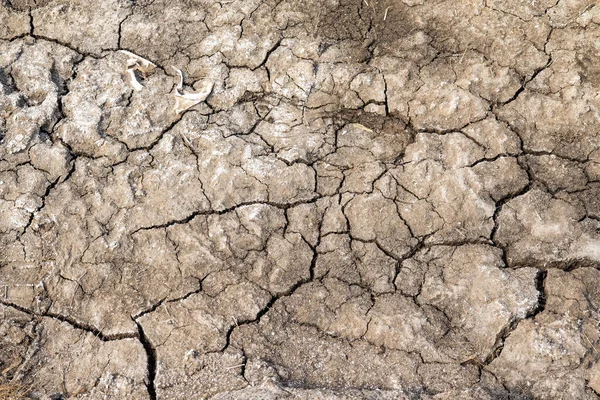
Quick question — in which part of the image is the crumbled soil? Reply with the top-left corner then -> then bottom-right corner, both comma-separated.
1,0 -> 600,399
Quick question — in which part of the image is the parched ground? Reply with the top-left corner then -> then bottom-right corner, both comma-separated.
1,0 -> 600,399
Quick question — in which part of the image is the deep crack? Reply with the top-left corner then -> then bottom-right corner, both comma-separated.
135,321 -> 158,400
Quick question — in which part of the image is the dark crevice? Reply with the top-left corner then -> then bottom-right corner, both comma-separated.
20,157 -> 77,237
46,310 -> 137,341
251,38 -> 283,71
483,317 -> 521,366
28,7 -> 34,36
168,282 -> 204,303
382,75 -> 390,116
490,157 -> 534,268
531,270 -> 547,317
130,196 -> 323,234
307,208 -> 324,281
0,299 -> 137,341
135,321 -> 158,400
523,149 -> 588,163
221,295 -> 277,352
29,34 -> 101,59
495,56 -> 553,108
19,175 -> 61,236
483,269 -> 547,365
133,279 -> 204,319
132,298 -> 168,321
239,350 -> 248,382
117,11 -> 133,49
466,153 -> 513,169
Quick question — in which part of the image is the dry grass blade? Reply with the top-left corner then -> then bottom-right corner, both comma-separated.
0,383 -> 31,400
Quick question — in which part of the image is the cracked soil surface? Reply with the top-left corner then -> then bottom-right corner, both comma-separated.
2,0 -> 600,399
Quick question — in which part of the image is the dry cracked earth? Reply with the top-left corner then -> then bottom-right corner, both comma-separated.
1,0 -> 600,399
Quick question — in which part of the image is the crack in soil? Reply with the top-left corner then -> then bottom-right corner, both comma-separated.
135,320 -> 157,400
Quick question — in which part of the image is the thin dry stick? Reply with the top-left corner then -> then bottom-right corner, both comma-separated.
459,48 -> 467,64
383,6 -> 392,21
224,364 -> 245,370
583,332 -> 598,353
579,3 -> 594,17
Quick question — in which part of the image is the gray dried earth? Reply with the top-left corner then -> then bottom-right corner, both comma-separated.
1,0 -> 600,399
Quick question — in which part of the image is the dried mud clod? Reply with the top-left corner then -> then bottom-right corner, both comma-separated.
1,0 -> 600,399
